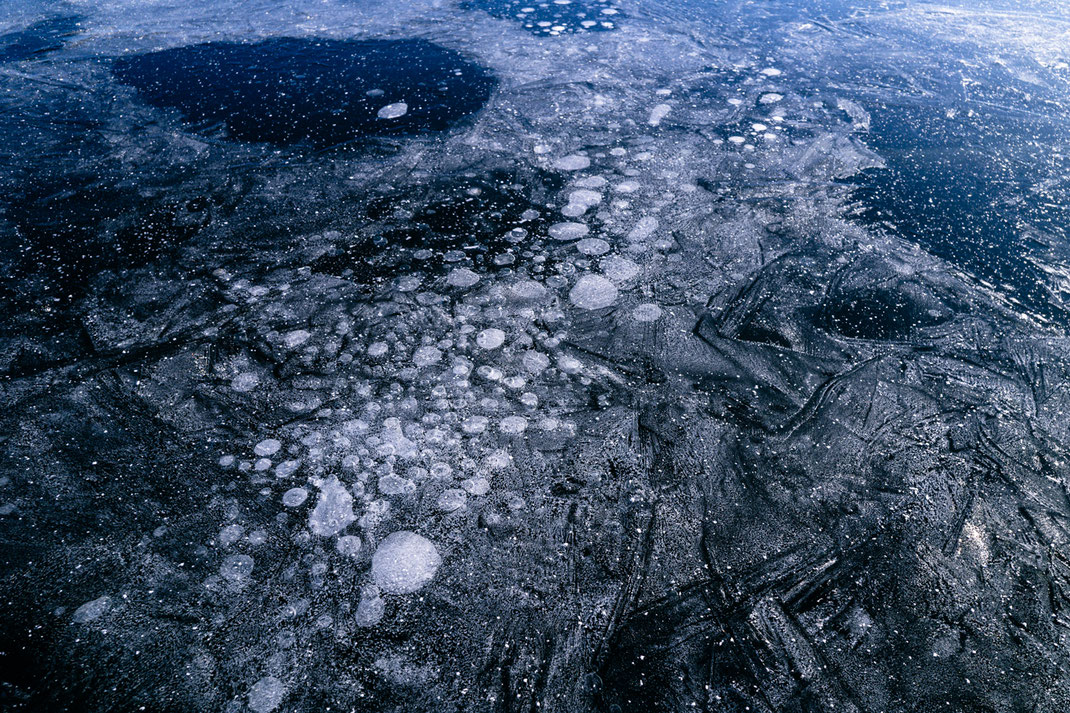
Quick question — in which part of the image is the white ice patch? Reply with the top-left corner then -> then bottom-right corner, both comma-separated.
248,676 -> 286,713
569,274 -> 619,310
759,93 -> 784,104
648,103 -> 671,126
355,584 -> 384,627
549,222 -> 589,241
377,102 -> 408,119
476,328 -> 506,350
446,268 -> 480,288
461,476 -> 490,496
602,256 -> 640,283
413,345 -> 443,367
220,554 -> 254,582
436,488 -> 467,513
283,330 -> 311,348
632,303 -> 663,322
509,280 -> 548,302
282,487 -> 308,507
231,372 -> 260,392
371,531 -> 441,594
577,238 -> 610,256
553,154 -> 591,171
72,595 -> 111,624
336,535 -> 362,557
760,67 -> 782,76
219,524 -> 244,547
627,216 -> 659,241
254,438 -> 282,457
309,477 -> 356,537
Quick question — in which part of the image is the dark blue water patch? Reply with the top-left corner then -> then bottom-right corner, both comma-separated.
111,38 -> 497,148
0,15 -> 82,63
462,0 -> 623,35
849,96 -> 1070,325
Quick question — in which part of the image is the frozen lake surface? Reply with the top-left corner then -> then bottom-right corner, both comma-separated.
3,0 -> 1070,711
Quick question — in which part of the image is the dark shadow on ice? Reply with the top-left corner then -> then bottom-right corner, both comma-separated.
0,15 -> 82,63
112,38 -> 497,148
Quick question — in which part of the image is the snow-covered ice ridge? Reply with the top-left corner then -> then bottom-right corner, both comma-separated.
4,0 -> 1070,711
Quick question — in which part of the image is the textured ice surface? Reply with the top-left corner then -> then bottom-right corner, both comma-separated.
6,0 -> 1070,711
371,531 -> 441,594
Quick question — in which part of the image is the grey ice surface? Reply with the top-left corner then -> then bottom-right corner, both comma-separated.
4,0 -> 1070,712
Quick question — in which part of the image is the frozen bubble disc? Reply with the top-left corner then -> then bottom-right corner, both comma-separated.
113,38 -> 496,147
569,274 -> 619,310
371,531 -> 442,594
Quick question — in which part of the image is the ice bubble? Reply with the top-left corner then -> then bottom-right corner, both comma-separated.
371,531 -> 441,594
275,459 -> 300,478
379,473 -> 416,496
248,676 -> 285,713
486,450 -> 513,469
569,189 -> 602,207
648,103 -> 671,126
461,476 -> 490,496
549,222 -> 589,241
500,416 -> 529,434
219,524 -> 245,547
446,268 -> 480,288
282,487 -> 309,507
413,345 -> 443,367
254,438 -> 282,457
569,275 -> 619,310
602,256 -> 640,283
462,416 -> 489,434
283,329 -> 311,348
553,154 -> 590,171
759,93 -> 783,104
309,477 -> 355,536
220,554 -> 254,582
376,102 -> 408,119
72,596 -> 111,624
628,216 -> 659,241
509,280 -> 547,302
355,584 -> 384,627
476,328 -> 506,350
436,488 -> 468,512
254,458 -> 272,471
577,238 -> 610,255
561,203 -> 588,218
576,175 -> 608,188
231,372 -> 260,392
728,135 -> 745,144
614,180 -> 640,193
336,535 -> 362,557
632,303 -> 663,322
521,351 -> 551,372
219,455 -> 236,468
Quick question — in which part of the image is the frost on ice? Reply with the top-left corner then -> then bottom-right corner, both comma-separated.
308,477 -> 355,537
371,531 -> 441,594
72,596 -> 111,624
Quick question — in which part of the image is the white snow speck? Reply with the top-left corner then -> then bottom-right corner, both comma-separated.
309,477 -> 355,537
569,274 -> 619,310
376,102 -> 408,119
371,531 -> 441,594
72,596 -> 111,624
549,222 -> 589,241
553,154 -> 590,171
248,676 -> 285,713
